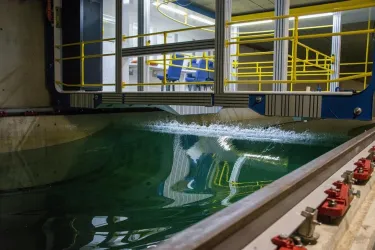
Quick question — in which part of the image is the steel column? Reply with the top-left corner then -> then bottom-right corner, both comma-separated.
229,26 -> 239,92
273,0 -> 290,92
122,2 -> 130,91
215,0 -> 231,94
137,0 -> 144,91
115,0 -> 123,93
137,0 -> 150,91
330,12 -> 341,92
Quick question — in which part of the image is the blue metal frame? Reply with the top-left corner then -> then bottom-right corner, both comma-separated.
249,95 -> 266,115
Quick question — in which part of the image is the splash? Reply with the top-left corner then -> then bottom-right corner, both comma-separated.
142,121 -> 347,145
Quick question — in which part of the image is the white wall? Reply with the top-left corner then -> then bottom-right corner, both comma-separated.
0,1 -> 50,108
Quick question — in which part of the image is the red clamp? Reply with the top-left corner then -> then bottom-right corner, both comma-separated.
0,111 -> 7,117
272,235 -> 306,250
318,181 -> 353,218
354,158 -> 373,181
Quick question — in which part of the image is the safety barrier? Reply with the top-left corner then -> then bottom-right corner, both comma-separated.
55,23 -> 215,90
232,41 -> 334,91
227,5 -> 374,91
55,38 -> 117,88
54,1 -> 374,93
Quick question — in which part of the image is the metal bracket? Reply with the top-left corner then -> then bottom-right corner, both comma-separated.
342,170 -> 356,185
342,170 -> 360,198
296,207 -> 321,244
350,189 -> 361,198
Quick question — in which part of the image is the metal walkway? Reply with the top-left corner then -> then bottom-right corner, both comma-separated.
53,0 -> 375,120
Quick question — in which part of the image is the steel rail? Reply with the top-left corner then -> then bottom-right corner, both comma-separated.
156,127 -> 375,250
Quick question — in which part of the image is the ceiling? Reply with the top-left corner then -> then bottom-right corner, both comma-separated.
189,0 -> 346,15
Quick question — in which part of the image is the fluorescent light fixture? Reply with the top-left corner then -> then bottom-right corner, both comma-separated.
289,13 -> 333,20
232,20 -> 272,27
103,14 -> 115,24
189,14 -> 215,25
152,2 -> 187,16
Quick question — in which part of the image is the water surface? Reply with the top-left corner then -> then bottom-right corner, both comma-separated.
0,121 -> 349,249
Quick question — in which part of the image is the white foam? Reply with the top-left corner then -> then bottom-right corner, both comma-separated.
142,121 -> 347,145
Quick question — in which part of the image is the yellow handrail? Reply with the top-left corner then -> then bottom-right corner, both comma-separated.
54,2 -> 374,93
226,72 -> 372,85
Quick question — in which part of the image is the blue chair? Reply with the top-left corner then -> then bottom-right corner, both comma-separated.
207,61 -> 214,81
185,59 -> 210,91
157,54 -> 184,91
204,61 -> 214,91
186,59 -> 198,91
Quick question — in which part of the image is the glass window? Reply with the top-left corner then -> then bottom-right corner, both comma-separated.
122,49 -> 215,93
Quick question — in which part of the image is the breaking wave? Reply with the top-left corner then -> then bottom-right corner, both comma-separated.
142,121 -> 348,145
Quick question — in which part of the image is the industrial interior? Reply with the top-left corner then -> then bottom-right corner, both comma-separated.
2,0 -> 375,249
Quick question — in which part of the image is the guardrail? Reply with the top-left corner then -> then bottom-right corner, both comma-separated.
156,127 -> 375,249
54,1 -> 374,93
227,6 -> 374,91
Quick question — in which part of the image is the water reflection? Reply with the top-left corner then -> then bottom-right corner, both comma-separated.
0,122 -> 347,249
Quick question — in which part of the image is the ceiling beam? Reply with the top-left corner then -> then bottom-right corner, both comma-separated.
232,0 -> 375,22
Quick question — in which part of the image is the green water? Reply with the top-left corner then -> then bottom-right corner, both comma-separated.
0,121 -> 349,250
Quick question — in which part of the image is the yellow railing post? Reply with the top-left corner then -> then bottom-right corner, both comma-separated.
291,17 -> 299,91
204,52 -> 208,71
258,67 -> 262,91
81,42 -> 85,86
236,37 -> 240,56
364,8 -> 371,89
326,63 -> 330,91
163,32 -> 167,89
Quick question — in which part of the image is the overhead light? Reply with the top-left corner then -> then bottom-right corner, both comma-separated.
103,14 -> 115,24
189,14 -> 215,25
233,20 -> 272,27
289,13 -> 333,20
152,2 -> 187,16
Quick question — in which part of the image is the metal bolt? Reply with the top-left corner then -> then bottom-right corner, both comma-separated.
94,95 -> 99,100
328,199 -> 337,207
354,107 -> 362,116
279,233 -> 289,239
255,96 -> 262,103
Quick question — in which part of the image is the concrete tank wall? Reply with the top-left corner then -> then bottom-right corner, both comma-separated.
0,1 -> 50,108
